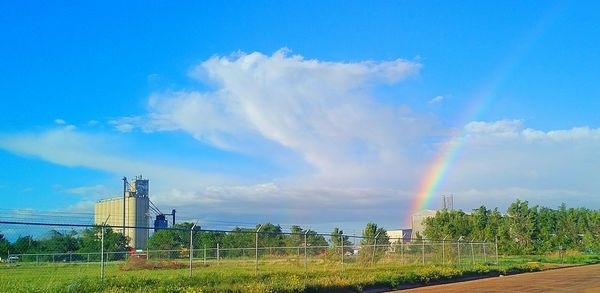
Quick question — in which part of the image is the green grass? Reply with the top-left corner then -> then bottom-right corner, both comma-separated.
0,255 -> 587,292
500,253 -> 600,265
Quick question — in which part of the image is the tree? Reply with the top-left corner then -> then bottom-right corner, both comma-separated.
284,225 -> 304,249
536,207 -> 558,253
192,231 -> 224,252
359,223 -> 389,263
257,223 -> 285,253
471,206 -> 490,240
424,210 -> 472,240
11,236 -> 39,254
79,226 -> 129,260
38,230 -> 79,253
330,227 -> 352,254
420,199 -> 600,255
0,233 -> 10,259
506,200 -> 537,254
484,208 -> 503,242
305,229 -> 328,255
361,223 -> 389,245
148,229 -> 180,250
222,227 -> 254,257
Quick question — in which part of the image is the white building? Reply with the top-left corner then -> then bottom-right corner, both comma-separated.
411,209 -> 437,239
386,229 -> 412,243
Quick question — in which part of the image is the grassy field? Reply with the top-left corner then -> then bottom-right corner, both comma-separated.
0,254 -> 593,292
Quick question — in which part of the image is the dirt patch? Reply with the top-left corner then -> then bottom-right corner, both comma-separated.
398,264 -> 600,292
120,257 -> 186,271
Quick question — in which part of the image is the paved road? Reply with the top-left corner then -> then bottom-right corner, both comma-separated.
400,264 -> 600,292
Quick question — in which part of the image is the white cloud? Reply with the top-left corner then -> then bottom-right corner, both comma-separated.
64,200 -> 97,213
54,118 -> 66,125
3,50 -> 600,230
154,183 -> 414,229
0,127 -> 228,193
122,49 -> 434,187
440,120 -> 600,202
104,50 -> 600,227
429,95 -> 446,104
147,73 -> 160,81
109,117 -> 141,133
64,184 -> 109,197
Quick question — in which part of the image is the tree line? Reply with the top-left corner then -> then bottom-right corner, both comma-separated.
0,222 -> 389,260
0,226 -> 128,260
423,199 -> 600,255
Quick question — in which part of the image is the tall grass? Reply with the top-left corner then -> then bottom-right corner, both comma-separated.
0,255 -> 583,292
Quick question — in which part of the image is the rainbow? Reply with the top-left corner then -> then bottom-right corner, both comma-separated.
406,4 -> 563,224
409,135 -> 464,217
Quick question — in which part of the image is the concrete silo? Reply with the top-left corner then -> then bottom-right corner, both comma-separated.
94,176 -> 150,249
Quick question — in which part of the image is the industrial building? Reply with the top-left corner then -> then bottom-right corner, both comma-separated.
386,229 -> 412,243
94,176 -> 150,249
410,209 -> 438,239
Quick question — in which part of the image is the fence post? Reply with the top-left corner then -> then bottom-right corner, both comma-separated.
457,239 -> 461,266
255,225 -> 263,276
442,236 -> 447,265
371,232 -> 380,265
99,216 -> 111,285
470,238 -> 475,265
495,236 -> 499,265
203,244 -> 206,265
422,238 -> 425,265
304,231 -> 308,273
101,226 -> 105,284
401,240 -> 404,264
189,223 -> 197,278
217,243 -> 220,265
483,238 -> 487,263
340,232 -> 344,272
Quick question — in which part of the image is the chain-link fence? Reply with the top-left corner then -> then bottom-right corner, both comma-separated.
0,220 -> 498,282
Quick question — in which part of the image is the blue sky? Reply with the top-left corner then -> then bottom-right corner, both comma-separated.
1,1 -> 600,232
